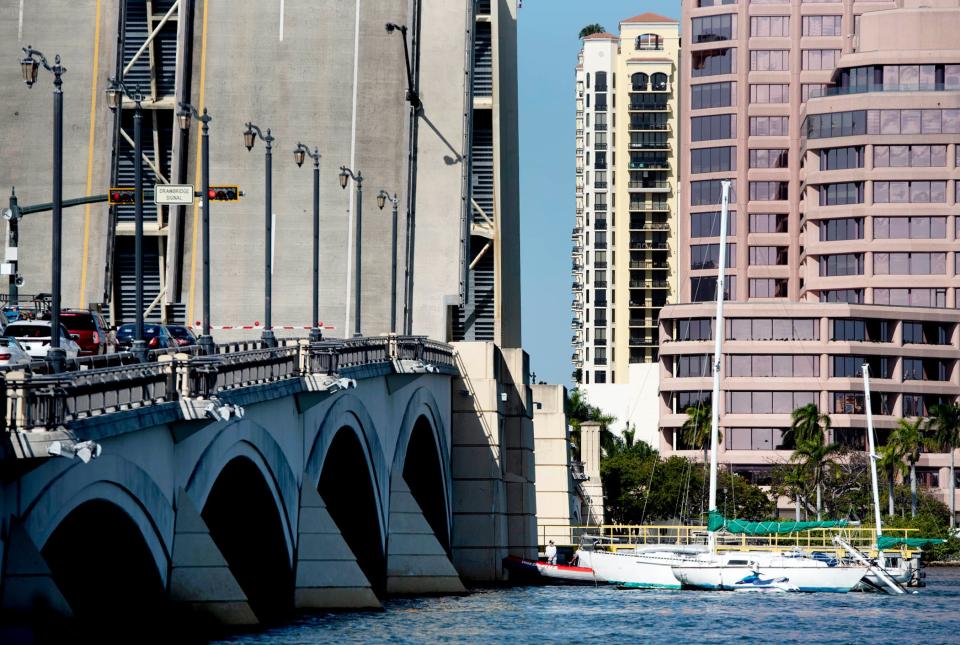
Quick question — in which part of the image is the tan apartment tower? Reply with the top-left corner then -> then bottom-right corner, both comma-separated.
572,14 -> 679,445
662,0 -> 960,518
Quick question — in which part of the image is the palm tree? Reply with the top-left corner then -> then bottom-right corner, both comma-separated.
622,425 -> 636,450
790,438 -> 843,521
886,417 -> 927,517
929,403 -> 960,528
682,404 -> 718,465
579,23 -> 606,39
787,403 -> 831,447
878,439 -> 907,516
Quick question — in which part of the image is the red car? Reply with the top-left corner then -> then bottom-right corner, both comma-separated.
56,310 -> 112,356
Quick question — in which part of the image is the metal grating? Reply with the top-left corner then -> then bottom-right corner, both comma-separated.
121,0 -> 178,98
115,237 -> 162,324
114,110 -> 172,223
477,0 -> 492,15
470,112 -> 494,223
473,22 -> 492,98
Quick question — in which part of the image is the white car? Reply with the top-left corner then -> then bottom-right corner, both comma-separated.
0,336 -> 33,368
4,321 -> 81,360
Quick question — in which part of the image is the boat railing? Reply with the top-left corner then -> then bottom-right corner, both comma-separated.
538,524 -> 923,559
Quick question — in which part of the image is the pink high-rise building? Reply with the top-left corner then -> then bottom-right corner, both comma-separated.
661,0 -> 960,517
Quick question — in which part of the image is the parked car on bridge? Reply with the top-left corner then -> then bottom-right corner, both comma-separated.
0,336 -> 33,368
115,323 -> 178,351
44,309 -> 112,356
167,325 -> 198,348
4,321 -> 81,360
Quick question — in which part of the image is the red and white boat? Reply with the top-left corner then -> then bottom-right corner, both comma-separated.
503,555 -> 600,585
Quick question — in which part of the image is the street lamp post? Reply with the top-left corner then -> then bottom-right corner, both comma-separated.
294,143 -> 323,343
243,122 -> 277,348
177,104 -> 215,355
106,78 -> 148,363
339,167 -> 363,338
20,46 -> 67,372
376,191 -> 399,335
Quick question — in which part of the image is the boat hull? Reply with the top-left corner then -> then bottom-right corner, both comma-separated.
672,562 -> 866,593
502,556 -> 599,585
583,550 -> 695,590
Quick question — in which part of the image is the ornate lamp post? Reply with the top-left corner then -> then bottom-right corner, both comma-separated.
376,190 -> 400,335
243,122 -> 277,348
339,167 -> 363,338
177,103 -> 215,355
294,143 -> 323,343
20,46 -> 68,372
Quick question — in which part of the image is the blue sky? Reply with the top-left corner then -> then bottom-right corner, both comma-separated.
517,0 -> 678,385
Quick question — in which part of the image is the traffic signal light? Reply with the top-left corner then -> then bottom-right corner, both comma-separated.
207,186 -> 239,201
109,187 -> 136,205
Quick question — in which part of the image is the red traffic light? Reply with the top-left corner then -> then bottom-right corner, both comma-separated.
207,185 -> 240,202
108,187 -> 136,205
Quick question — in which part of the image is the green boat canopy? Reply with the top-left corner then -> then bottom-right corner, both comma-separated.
708,510 -> 848,535
876,536 -> 946,549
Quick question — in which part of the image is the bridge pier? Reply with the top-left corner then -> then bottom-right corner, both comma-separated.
294,484 -> 381,610
386,475 -> 465,595
0,523 -> 72,618
168,490 -> 258,626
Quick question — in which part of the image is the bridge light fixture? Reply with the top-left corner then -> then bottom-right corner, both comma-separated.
338,168 -> 349,189
176,106 -> 192,131
376,191 -> 387,210
20,54 -> 39,87
293,147 -> 306,168
48,439 -> 102,464
104,84 -> 121,110
243,123 -> 257,151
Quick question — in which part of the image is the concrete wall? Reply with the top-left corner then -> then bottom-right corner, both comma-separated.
578,421 -> 605,525
531,383 -> 580,546
583,362 -> 661,448
449,340 -> 537,581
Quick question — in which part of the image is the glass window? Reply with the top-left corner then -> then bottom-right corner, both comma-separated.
635,33 -> 663,51
820,289 -> 863,304
873,181 -> 947,203
691,243 -> 737,269
819,218 -> 863,241
749,181 -> 789,201
751,16 -> 790,36
691,114 -> 737,141
691,81 -> 736,109
820,146 -> 864,171
750,50 -> 789,71
749,213 -> 788,233
691,211 -> 737,237
690,275 -> 737,302
819,182 -> 863,206
692,48 -> 736,77
750,149 -> 789,169
691,179 -> 737,205
802,15 -> 842,36
691,147 -> 737,173
750,84 -> 789,104
874,288 -> 947,308
692,15 -> 737,43
806,110 -> 866,138
750,116 -> 789,136
819,253 -> 863,276
749,278 -> 788,298
802,49 -> 841,71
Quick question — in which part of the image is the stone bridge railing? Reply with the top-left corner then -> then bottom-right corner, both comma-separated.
2,336 -> 458,433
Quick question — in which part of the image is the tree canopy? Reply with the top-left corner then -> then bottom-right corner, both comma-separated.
579,23 -> 606,39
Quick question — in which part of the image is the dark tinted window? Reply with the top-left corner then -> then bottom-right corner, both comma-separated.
692,48 -> 736,77
6,324 -> 59,338
167,326 -> 194,339
60,312 -> 98,330
691,146 -> 736,173
691,82 -> 736,109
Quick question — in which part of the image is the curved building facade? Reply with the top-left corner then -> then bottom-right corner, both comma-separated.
665,0 -> 960,517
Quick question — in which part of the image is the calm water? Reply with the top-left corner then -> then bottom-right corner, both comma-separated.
214,568 -> 960,645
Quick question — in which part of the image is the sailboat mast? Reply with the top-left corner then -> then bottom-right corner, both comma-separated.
862,363 -> 883,539
707,180 -> 731,552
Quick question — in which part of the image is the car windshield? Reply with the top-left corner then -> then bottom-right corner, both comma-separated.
59,313 -> 98,330
5,324 -> 53,338
167,326 -> 193,339
0,337 -> 21,348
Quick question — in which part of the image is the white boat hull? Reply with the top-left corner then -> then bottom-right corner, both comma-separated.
580,548 -> 702,590
535,561 -> 598,583
673,561 -> 866,593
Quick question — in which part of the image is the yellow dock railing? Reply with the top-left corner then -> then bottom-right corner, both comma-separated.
538,524 -> 922,559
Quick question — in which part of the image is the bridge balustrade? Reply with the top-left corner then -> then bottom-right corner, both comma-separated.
1,336 -> 457,434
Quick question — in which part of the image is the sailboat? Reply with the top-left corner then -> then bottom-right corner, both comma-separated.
662,181 -> 867,592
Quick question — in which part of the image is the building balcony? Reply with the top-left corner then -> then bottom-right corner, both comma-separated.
594,281 -> 608,289
630,280 -> 670,289
627,162 -> 670,170
629,242 -> 669,251
629,103 -> 669,112
572,281 -> 583,290
594,261 -> 608,269
572,301 -> 583,311
594,182 -> 608,189
571,319 -> 582,329
571,226 -> 583,237
630,260 -> 669,270
595,123 -> 607,132
629,143 -> 670,151
629,122 -> 670,132
576,167 -> 583,175
594,242 -> 607,250
629,201 -> 670,210
631,222 -> 671,232
594,338 -> 607,347
571,244 -> 583,254
594,218 -> 607,229
595,143 -> 607,151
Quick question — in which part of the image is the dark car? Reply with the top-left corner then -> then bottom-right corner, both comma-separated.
167,325 -> 198,347
53,309 -> 111,355
115,323 -> 178,351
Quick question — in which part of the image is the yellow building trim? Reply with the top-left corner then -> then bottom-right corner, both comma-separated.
187,0 -> 210,326
77,0 -> 103,309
